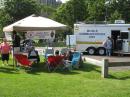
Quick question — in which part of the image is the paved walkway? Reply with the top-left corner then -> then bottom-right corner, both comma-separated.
83,55 -> 130,71
83,55 -> 130,62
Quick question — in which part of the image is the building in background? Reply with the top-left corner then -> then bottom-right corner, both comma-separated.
38,0 -> 57,6
0,0 -> 5,8
56,0 -> 62,5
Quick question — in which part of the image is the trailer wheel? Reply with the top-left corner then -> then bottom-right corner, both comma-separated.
97,47 -> 106,55
87,47 -> 96,55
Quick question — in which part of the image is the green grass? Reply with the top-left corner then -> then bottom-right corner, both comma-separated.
0,56 -> 130,97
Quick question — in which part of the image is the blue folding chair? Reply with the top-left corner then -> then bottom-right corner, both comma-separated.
64,52 -> 81,70
71,52 -> 81,68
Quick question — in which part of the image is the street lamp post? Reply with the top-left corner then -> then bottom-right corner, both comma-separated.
105,0 -> 110,23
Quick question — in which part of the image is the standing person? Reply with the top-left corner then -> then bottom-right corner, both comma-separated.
0,38 -> 11,66
116,36 -> 123,56
12,30 -> 21,54
12,30 -> 21,67
103,36 -> 112,56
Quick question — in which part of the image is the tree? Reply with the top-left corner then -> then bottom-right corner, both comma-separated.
106,0 -> 130,23
53,0 -> 86,40
113,0 -> 130,23
85,0 -> 105,21
4,0 -> 40,22
109,10 -> 122,23
0,0 -> 40,37
54,0 -> 87,27
0,9 -> 12,37
40,4 -> 56,18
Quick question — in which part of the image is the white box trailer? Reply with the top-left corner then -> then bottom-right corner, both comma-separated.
72,23 -> 130,55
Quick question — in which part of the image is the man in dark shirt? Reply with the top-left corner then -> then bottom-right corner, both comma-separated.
116,36 -> 123,50
116,36 -> 123,56
12,30 -> 21,66
12,30 -> 21,54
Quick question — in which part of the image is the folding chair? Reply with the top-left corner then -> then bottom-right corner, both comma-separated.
28,50 -> 40,63
71,52 -> 81,68
14,54 -> 33,68
60,48 -> 68,55
43,47 -> 54,58
64,52 -> 81,70
46,55 -> 64,72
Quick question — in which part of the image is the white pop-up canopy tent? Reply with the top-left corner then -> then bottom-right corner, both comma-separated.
3,14 -> 67,32
3,15 -> 67,65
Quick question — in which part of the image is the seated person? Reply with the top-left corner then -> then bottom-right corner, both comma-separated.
62,50 -> 73,70
54,50 -> 65,66
55,50 -> 60,56
24,39 -> 34,52
44,47 -> 54,58
28,47 -> 40,63
25,45 -> 32,52
66,50 -> 73,61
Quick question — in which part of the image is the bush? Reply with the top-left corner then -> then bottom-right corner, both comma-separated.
35,41 -> 66,47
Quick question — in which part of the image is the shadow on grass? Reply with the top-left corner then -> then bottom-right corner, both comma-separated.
27,63 -> 80,75
53,69 -> 80,75
22,62 -> 46,75
27,62 -> 101,75
78,62 -> 101,73
0,66 -> 19,74
0,61 -> 101,76
108,74 -> 130,80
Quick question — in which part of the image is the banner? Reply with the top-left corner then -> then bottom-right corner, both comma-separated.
66,35 -> 76,45
26,30 -> 55,39
4,32 -> 12,41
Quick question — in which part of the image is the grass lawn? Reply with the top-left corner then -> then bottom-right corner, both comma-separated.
0,56 -> 130,97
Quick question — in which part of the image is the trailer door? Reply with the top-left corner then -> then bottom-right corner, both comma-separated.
111,30 -> 120,50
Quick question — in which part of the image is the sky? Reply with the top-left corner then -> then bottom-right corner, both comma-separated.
60,0 -> 69,3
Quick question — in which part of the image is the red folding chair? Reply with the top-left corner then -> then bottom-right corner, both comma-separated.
46,55 -> 64,72
14,54 -> 33,68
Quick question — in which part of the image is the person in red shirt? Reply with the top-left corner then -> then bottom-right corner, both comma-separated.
0,38 -> 11,66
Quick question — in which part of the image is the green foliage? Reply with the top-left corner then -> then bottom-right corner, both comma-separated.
0,0 -> 40,37
109,10 -> 122,23
86,0 -> 105,21
113,0 -> 130,23
73,0 -> 87,22
40,4 -> 56,18
0,9 -> 12,37
0,9 -> 11,26
4,0 -> 40,21
54,0 -> 87,27
105,0 -> 130,23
